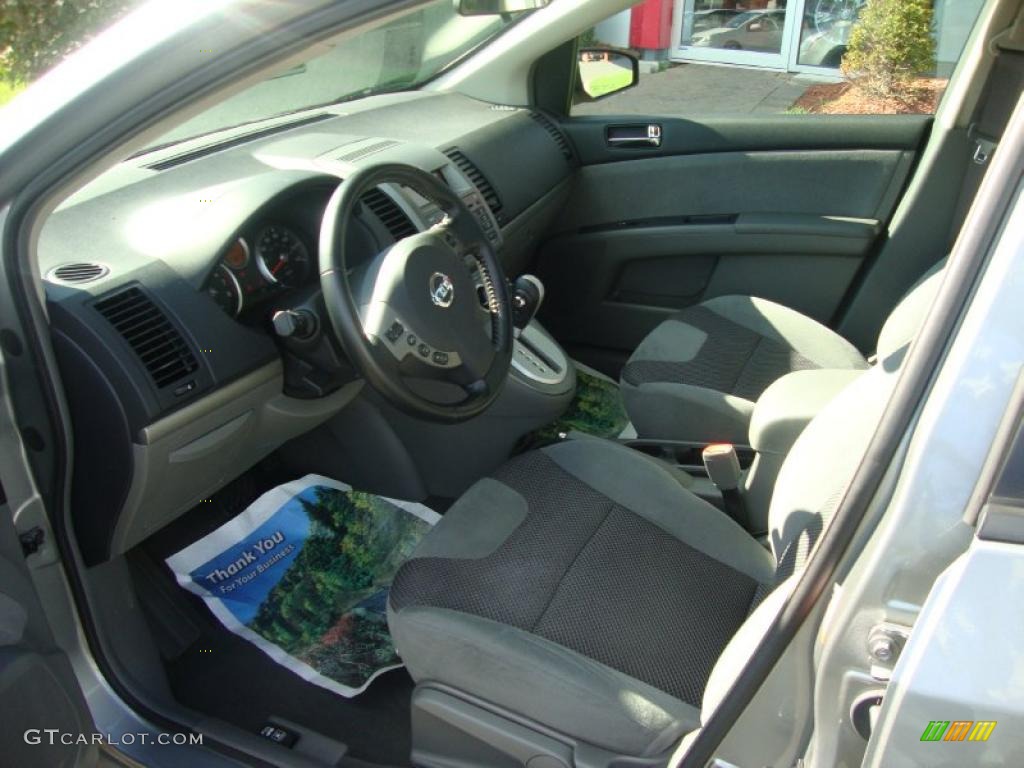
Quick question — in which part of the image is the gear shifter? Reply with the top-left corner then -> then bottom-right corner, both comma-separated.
512,274 -> 545,333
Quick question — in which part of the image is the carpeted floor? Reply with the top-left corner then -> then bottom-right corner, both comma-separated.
136,461 -> 416,765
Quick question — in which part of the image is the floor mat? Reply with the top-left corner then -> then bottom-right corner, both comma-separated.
166,474 -> 439,697
530,364 -> 633,443
166,624 -> 415,765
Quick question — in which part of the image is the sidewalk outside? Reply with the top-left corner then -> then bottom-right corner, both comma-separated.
574,61 -> 826,117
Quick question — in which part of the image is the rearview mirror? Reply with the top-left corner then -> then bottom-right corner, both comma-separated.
576,49 -> 640,102
454,0 -> 550,16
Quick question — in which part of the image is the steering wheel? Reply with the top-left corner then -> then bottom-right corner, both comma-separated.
320,164 -> 513,423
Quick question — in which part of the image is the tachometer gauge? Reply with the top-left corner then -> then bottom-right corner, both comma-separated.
254,225 -> 309,287
208,264 -> 243,317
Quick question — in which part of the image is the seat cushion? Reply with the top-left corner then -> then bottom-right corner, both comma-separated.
388,439 -> 774,756
620,296 -> 869,443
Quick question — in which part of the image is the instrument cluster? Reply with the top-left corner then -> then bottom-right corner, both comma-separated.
206,223 -> 311,317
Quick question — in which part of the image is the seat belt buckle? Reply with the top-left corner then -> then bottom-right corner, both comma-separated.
702,443 -> 749,528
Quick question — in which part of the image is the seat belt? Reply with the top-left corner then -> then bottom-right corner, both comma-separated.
950,50 -> 1024,241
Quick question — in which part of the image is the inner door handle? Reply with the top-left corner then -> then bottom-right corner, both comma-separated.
606,123 -> 662,149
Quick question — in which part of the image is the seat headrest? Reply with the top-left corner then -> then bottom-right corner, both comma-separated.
875,258 -> 947,361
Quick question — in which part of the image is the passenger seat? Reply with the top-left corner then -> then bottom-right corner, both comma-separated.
619,259 -> 947,444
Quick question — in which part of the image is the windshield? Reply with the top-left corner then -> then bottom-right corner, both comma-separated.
151,0 -> 521,148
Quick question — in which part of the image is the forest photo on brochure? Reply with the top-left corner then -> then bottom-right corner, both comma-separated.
166,475 -> 439,697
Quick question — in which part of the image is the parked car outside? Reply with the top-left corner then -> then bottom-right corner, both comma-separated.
690,9 -> 786,52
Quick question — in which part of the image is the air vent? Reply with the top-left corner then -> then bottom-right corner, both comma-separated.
530,112 -> 575,163
337,139 -> 400,163
46,262 -> 109,284
442,148 -> 505,224
94,287 -> 199,389
361,188 -> 418,240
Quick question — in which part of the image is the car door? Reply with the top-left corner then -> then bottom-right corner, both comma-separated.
0,209 -> 98,766
536,112 -> 927,373
0,431 -> 97,767
535,4 -> 983,376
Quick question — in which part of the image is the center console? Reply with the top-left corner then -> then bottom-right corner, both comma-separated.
511,323 -> 573,391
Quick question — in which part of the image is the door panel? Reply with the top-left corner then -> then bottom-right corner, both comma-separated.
535,116 -> 928,374
567,114 -> 930,164
554,149 -> 913,228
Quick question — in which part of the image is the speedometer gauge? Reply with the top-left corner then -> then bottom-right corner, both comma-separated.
208,264 -> 243,317
254,225 -> 309,287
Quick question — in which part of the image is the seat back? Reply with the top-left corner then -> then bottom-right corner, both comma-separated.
766,354 -> 901,580
875,258 -> 947,360
702,352 -> 904,725
760,257 -> 946,570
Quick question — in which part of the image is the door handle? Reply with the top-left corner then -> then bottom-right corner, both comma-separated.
606,123 -> 662,149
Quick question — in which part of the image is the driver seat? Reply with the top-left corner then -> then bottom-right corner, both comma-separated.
387,349 -> 904,761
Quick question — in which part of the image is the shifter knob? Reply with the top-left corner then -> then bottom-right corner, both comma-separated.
512,274 -> 545,331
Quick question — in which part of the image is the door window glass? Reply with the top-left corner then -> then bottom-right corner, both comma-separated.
573,0 -> 985,118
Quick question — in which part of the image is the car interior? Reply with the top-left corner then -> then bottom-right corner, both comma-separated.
26,0 -> 1024,765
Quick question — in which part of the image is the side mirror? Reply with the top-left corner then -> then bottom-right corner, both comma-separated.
454,0 -> 549,16
576,48 -> 640,102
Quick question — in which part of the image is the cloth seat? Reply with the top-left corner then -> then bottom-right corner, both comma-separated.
388,440 -> 774,755
388,345 -> 900,758
619,260 -> 946,444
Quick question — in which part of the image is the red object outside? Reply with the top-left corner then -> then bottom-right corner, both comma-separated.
629,0 -> 673,50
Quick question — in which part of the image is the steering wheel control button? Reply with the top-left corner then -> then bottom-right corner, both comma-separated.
418,343 -> 431,358
432,350 -> 449,366
385,320 -> 404,343
407,333 -> 417,346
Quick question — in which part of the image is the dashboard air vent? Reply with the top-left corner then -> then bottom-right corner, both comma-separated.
94,287 -> 199,389
47,262 -> 109,284
442,148 -> 504,224
530,111 -> 574,163
362,188 -> 418,240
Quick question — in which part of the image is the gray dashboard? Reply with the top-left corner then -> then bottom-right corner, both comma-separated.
42,91 -> 575,564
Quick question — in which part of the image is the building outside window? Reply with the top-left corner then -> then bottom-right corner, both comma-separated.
595,0 -> 984,77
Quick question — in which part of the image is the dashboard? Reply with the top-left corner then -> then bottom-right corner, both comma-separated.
39,91 -> 574,565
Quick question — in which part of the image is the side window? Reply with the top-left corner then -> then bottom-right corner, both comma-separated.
572,0 -> 985,118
